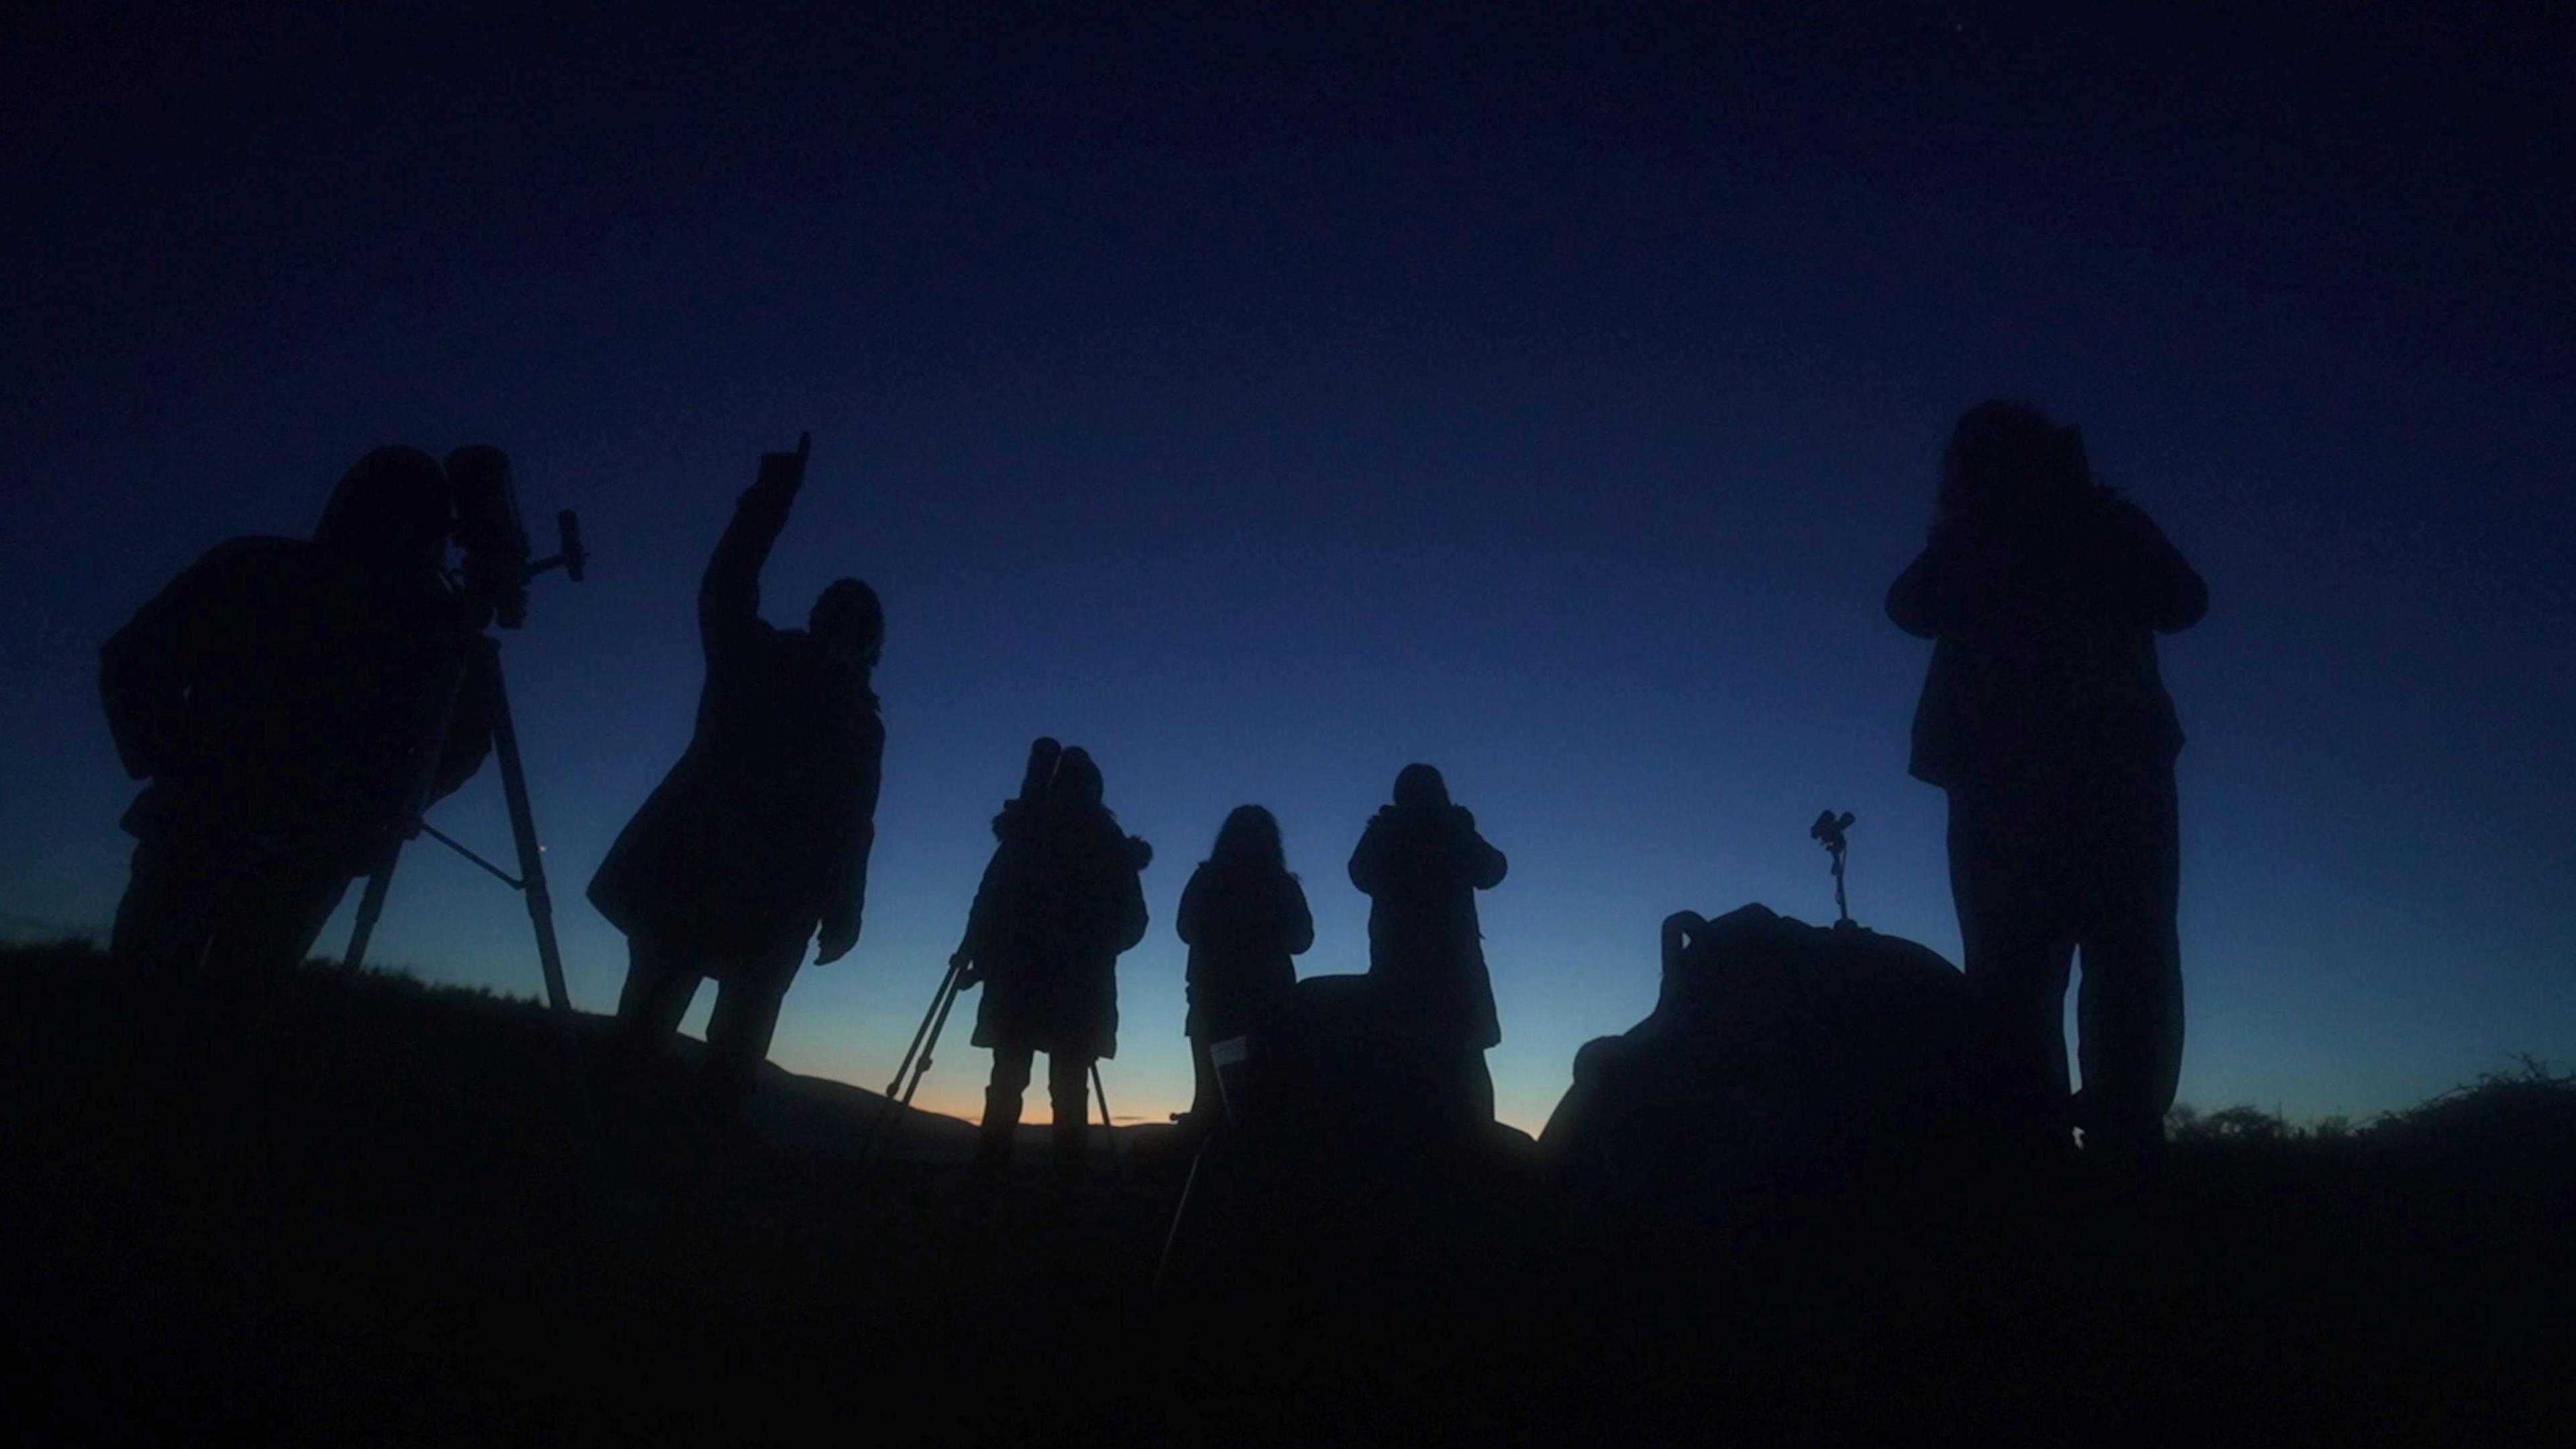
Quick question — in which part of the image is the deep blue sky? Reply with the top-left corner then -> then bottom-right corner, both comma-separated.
5,3 -> 2569,1128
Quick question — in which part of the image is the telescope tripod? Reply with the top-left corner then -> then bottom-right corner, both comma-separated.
860,955 -> 1122,1177
343,637 -> 584,1078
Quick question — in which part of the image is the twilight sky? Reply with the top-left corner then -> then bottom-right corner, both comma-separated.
4,3 -> 2569,1130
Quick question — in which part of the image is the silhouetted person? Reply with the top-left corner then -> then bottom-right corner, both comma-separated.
102,446 -> 496,988
1176,805 -> 1313,1130
956,745 -> 1150,1182
952,735 -> 1064,1019
1349,764 -> 1508,1124
1888,400 -> 2205,1173
589,435 -> 884,1138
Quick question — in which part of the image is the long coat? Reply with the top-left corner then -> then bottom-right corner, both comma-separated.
1349,803 -> 1507,1051
965,802 -> 1150,1060
99,535 -> 494,867
1177,861 -> 1313,1040
1886,490 -> 2204,794
588,484 -> 883,975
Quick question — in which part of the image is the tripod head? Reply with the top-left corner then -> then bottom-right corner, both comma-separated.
445,445 -> 587,629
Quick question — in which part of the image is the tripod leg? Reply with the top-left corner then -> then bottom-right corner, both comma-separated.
1153,1149 -> 1204,1294
483,642 -> 576,1023
343,862 -> 397,971
859,961 -> 959,1167
884,959 -> 962,1099
900,968 -> 964,1110
1091,1061 -> 1120,1175
477,644 -> 600,1223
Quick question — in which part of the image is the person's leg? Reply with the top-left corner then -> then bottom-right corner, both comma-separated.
111,832 -> 217,979
702,955 -> 798,1129
149,839 -> 354,1226
107,832 -> 230,1084
2073,771 -> 2184,1174
1048,1053 -> 1093,1182
606,937 -> 702,1186
103,831 -> 240,1189
612,937 -> 700,1078
1949,788 -> 2080,1157
979,1045 -> 1034,1173
201,841 -> 354,987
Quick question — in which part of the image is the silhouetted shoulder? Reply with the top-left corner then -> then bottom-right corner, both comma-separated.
2098,496 -> 2207,633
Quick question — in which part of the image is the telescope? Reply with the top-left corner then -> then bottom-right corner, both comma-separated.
445,445 -> 588,630
345,445 -> 592,1126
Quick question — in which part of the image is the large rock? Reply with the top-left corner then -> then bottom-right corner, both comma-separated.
1157,972 -> 1540,1304
1540,904 -> 1996,1225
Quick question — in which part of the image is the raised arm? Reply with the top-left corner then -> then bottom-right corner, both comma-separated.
700,435 -> 810,659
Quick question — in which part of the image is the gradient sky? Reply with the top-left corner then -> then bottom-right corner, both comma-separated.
5,3 -> 2569,1131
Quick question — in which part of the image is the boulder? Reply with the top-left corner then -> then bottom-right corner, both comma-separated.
1540,904 -> 1995,1225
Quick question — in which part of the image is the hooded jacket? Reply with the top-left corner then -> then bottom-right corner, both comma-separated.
967,798 -> 1150,1059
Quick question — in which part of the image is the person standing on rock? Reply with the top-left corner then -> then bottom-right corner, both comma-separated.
1348,763 -> 1509,1126
1888,400 -> 2205,1175
1175,804 -> 1313,1132
590,434 -> 885,1142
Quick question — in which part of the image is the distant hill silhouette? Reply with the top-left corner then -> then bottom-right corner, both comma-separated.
5,938 -> 2571,1443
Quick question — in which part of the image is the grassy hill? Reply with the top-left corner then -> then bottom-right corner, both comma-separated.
3,939 -> 2571,1443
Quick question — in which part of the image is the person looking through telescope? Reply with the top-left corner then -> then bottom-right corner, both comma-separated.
589,435 -> 885,1165
101,445 -> 501,989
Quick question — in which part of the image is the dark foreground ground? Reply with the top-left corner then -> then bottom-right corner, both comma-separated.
5,940 -> 2571,1445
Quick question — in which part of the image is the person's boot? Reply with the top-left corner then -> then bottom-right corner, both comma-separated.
1051,1120 -> 1088,1194
977,1071 -> 1026,1184
974,1117 -> 1016,1189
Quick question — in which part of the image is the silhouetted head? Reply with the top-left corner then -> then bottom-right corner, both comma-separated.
315,447 -> 451,571
1393,763 -> 1450,810
1938,399 -> 2090,524
1209,804 -> 1287,873
1018,737 -> 1063,801
810,578 -> 883,671
1055,747 -> 1105,806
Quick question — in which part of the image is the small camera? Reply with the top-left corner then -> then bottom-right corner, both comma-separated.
1811,810 -> 1854,853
